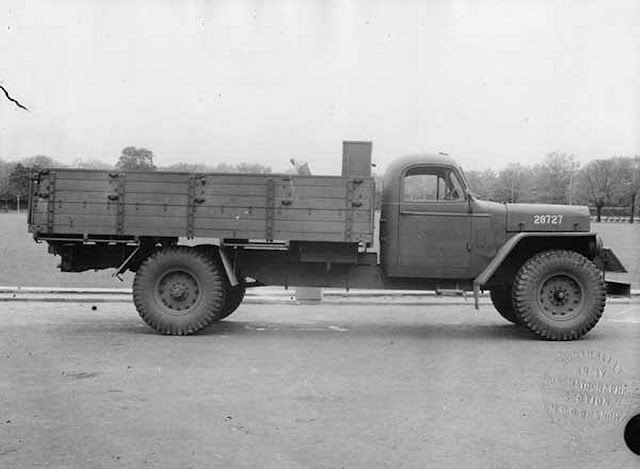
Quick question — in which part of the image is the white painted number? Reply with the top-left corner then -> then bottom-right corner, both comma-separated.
533,214 -> 564,225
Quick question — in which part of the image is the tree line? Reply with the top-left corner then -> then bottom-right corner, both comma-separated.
464,152 -> 639,222
1,148 -> 638,222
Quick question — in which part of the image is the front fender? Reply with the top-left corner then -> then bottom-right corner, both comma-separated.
474,232 -> 598,287
471,232 -> 598,309
471,233 -> 629,308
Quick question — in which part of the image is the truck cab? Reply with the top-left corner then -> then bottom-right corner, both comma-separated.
380,154 -> 481,278
380,154 -> 615,281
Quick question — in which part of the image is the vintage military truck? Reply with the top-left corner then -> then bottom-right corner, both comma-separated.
27,142 -> 629,340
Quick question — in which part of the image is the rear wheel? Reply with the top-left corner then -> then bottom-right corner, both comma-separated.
217,283 -> 246,320
133,246 -> 227,335
512,250 -> 605,341
489,286 -> 522,325
193,244 -> 245,321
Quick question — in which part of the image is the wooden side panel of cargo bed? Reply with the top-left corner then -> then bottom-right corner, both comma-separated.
192,174 -> 374,243
29,169 -> 374,244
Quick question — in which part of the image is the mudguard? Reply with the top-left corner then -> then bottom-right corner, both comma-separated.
598,248 -> 627,273
472,232 -> 629,308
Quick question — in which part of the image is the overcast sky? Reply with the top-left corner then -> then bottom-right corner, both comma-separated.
1,0 -> 638,174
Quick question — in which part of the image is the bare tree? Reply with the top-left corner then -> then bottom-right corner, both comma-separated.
578,159 -> 619,222
465,169 -> 498,201
495,164 -> 531,203
534,152 -> 578,204
615,156 -> 640,223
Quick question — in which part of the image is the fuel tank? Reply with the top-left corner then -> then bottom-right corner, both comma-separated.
505,203 -> 590,232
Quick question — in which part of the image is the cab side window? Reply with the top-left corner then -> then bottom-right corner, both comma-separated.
402,166 -> 464,202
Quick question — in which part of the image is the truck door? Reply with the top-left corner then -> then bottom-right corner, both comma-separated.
394,165 -> 471,277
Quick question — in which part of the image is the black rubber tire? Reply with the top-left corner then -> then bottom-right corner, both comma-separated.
489,286 -> 522,325
512,250 -> 606,341
193,244 -> 244,321
133,246 -> 227,335
217,283 -> 246,320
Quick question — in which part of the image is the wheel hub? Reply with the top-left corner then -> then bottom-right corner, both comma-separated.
539,275 -> 583,320
157,270 -> 200,314
170,283 -> 187,300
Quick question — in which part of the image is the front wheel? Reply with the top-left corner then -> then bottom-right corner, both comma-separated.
512,250 -> 606,341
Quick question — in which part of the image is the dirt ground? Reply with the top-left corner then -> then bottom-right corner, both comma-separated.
2,301 -> 639,468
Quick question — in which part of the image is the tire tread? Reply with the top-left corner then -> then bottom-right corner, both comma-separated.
512,250 -> 605,340
132,246 -> 226,335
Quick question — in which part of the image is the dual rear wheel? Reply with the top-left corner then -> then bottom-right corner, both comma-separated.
132,246 -> 246,335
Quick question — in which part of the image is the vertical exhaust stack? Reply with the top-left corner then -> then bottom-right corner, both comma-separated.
342,141 -> 372,177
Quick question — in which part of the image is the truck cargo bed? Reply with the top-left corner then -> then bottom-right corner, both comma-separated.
28,169 -> 375,244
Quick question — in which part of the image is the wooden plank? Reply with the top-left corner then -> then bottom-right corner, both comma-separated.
55,179 -> 115,192
54,191 -> 113,204
54,191 -> 189,206
52,221 -> 117,235
275,185 -> 351,199
53,202 -> 189,219
55,179 -> 187,194
48,220 -> 373,243
198,182 -> 356,198
193,228 -> 372,243
200,174 -> 370,188
54,203 -> 118,216
118,173 -> 190,184
49,212 -> 372,237
126,205 -> 188,218
51,170 -> 114,182
199,174 -> 275,186
53,217 -> 186,236
195,206 -> 372,223
198,196 -> 371,211
195,218 -> 371,233
49,203 -> 372,235
270,197 -> 369,210
121,181 -> 189,194
54,200 -> 372,222
52,169 -> 373,187
199,183 -> 268,197
53,213 -> 185,226
124,193 -> 190,206
55,196 -> 371,219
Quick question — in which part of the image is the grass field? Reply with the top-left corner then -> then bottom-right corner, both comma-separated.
0,213 -> 133,288
0,213 -> 637,288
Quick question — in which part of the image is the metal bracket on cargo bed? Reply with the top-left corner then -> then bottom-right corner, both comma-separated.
112,246 -> 141,281
218,247 -> 239,287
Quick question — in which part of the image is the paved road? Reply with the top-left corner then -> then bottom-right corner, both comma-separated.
2,302 -> 639,468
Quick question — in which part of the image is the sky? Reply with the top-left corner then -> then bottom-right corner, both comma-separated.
0,0 -> 638,174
